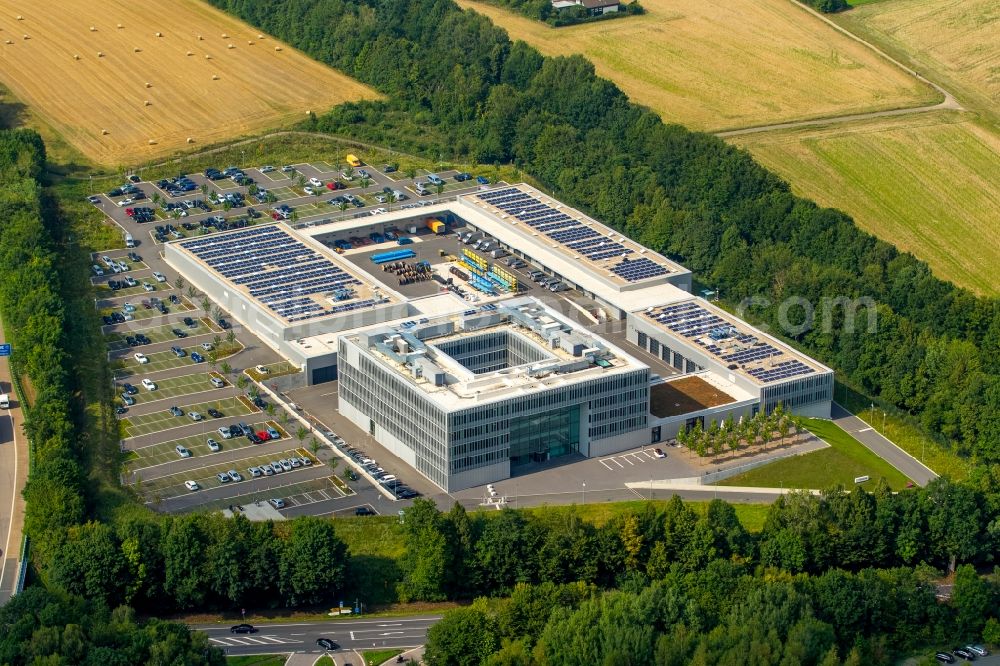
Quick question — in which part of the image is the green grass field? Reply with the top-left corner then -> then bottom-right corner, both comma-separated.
121,396 -> 256,437
732,112 -> 1000,296
718,417 -> 911,490
225,655 -> 286,666
363,649 -> 404,666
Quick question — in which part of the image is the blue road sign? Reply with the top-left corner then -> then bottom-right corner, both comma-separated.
0,344 -> 10,357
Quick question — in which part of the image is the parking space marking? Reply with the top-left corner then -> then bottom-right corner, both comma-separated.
600,450 -> 661,471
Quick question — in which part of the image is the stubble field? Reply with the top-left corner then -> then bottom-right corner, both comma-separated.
0,0 -> 379,166
733,111 -> 1000,296
833,0 -> 1000,125
455,0 -> 936,131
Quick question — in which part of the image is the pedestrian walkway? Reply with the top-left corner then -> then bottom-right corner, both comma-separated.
831,403 -> 937,486
284,653 -> 317,666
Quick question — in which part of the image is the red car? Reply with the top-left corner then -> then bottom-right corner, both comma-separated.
256,430 -> 271,442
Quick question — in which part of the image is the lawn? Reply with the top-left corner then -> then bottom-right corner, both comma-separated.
731,112 -> 1000,296
519,500 -> 770,533
455,0 -> 935,131
225,656 -> 287,666
363,649 -> 404,666
121,395 -> 255,437
0,0 -> 379,166
718,417 -> 911,490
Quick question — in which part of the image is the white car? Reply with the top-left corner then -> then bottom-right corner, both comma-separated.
152,271 -> 166,283
142,282 -> 154,292
117,198 -> 133,207
184,480 -> 199,491
371,208 -> 387,216
200,342 -> 214,351
303,186 -> 315,196
141,378 -> 157,390
188,411 -> 203,421
175,445 -> 192,458
308,177 -> 322,187
255,364 -> 269,374
260,165 -> 275,173
134,353 -> 149,364
206,438 -> 221,452
217,426 -> 232,439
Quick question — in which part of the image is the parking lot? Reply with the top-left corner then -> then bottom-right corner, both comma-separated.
90,160 -> 488,246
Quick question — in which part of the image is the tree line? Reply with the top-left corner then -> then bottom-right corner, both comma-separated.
396,473 -> 1000,608
425,565 -> 999,666
472,0 -> 645,27
207,0 -> 1000,463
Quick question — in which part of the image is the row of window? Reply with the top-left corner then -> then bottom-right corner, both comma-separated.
588,415 -> 647,439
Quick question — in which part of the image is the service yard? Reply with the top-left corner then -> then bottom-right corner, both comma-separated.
0,0 -> 379,165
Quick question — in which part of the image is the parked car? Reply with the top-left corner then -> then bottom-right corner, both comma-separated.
175,445 -> 192,458
355,506 -> 374,516
206,438 -> 221,452
141,378 -> 157,390
266,427 -> 281,440
227,470 -> 242,482
169,406 -> 183,417
184,480 -> 199,491
134,352 -> 149,364
188,411 -> 203,421
207,408 -> 223,418
269,498 -> 286,509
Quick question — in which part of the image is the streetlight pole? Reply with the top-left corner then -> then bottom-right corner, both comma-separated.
581,482 -> 586,505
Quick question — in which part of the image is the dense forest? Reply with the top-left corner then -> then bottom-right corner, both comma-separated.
474,0 -> 644,26
207,0 -> 999,461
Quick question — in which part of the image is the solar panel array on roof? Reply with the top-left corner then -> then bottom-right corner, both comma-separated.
178,225 -> 383,322
644,301 -> 814,383
473,188 -> 670,283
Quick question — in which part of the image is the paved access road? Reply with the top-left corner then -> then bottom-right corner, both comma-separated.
194,615 -> 442,657
0,316 -> 27,605
831,403 -> 937,486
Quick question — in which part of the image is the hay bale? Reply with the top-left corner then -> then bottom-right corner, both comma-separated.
117,23 -> 123,29
155,31 -> 162,37
197,35 -> 203,40
221,33 -> 228,38
97,51 -> 103,57
227,43 -> 234,49
101,129 -> 109,135
73,54 -> 80,60
205,54 -> 212,59
143,100 -> 151,106
145,82 -> 152,88
274,46 -> 282,51
133,46 -> 141,52
186,50 -> 193,56
22,34 -> 28,40
211,74 -> 219,80
148,139 -> 156,145
247,40 -> 254,45
5,40 -> 12,45
186,137 -> 194,144
89,26 -> 96,32
257,34 -> 264,39
16,15 -> 23,20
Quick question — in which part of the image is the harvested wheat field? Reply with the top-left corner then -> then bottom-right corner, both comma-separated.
834,0 -> 1000,122
0,0 -> 379,165
456,0 -> 936,131
732,112 -> 1000,296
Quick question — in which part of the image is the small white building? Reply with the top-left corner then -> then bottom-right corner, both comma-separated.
552,0 -> 620,15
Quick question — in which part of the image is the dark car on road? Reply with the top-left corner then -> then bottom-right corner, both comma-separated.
230,624 -> 256,634
355,506 -> 374,516
316,638 -> 339,650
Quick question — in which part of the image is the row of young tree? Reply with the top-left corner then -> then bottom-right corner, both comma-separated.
397,472 -> 1000,606
676,404 -> 802,459
208,0 -> 1000,461
425,566 -> 1000,666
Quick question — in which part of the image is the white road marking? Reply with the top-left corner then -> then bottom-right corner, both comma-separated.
600,460 -> 614,471
857,427 -> 874,433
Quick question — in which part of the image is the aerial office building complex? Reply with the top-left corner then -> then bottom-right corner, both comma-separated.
166,183 -> 833,491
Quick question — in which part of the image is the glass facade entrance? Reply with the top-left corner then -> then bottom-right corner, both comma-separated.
509,405 -> 580,466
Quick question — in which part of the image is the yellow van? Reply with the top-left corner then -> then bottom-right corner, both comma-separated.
346,154 -> 361,167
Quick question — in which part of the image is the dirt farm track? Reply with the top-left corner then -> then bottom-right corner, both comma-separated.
0,0 -> 378,166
